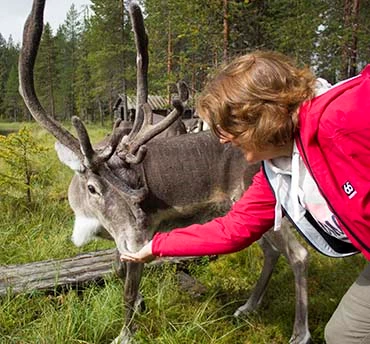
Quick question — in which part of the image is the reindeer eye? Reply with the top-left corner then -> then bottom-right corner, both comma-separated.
87,185 -> 96,194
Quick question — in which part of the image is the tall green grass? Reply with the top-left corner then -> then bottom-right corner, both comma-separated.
0,123 -> 114,265
0,123 -> 366,343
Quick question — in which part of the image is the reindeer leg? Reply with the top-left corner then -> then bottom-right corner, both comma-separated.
234,235 -> 280,317
267,223 -> 311,344
114,249 -> 127,280
114,249 -> 146,310
112,261 -> 144,344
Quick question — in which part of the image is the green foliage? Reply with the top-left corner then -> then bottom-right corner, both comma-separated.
53,5 -> 84,120
0,126 -> 50,203
0,123 -> 114,268
2,65 -> 22,121
145,0 -> 224,95
85,0 -> 132,101
35,23 -> 57,118
1,0 -> 370,121
0,36 -> 21,120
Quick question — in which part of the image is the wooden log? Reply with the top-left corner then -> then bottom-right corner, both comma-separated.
0,249 -> 117,296
0,249 -> 215,296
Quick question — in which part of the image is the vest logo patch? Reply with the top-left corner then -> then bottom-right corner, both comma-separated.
342,181 -> 357,199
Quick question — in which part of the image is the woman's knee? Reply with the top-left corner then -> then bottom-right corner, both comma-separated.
325,263 -> 370,344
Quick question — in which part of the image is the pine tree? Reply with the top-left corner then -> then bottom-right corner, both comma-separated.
144,0 -> 224,95
83,0 -> 135,124
3,65 -> 22,121
75,12 -> 94,122
0,33 -> 7,113
35,23 -> 57,118
55,4 -> 83,120
0,34 -> 20,120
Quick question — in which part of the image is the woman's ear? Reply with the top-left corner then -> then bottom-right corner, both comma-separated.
217,124 -> 235,144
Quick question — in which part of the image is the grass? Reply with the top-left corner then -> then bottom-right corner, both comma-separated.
0,123 -> 366,343
0,122 -> 115,265
0,121 -> 22,131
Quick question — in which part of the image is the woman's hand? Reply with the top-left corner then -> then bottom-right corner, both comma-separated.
120,240 -> 155,263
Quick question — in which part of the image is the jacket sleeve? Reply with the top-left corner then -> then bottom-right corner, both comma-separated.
152,168 -> 276,256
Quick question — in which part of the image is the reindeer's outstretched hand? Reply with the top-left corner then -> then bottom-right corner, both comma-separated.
120,241 -> 155,263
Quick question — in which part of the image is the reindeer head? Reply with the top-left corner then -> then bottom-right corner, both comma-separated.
19,0 -> 186,254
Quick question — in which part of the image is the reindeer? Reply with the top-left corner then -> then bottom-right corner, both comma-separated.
184,113 -> 210,133
120,111 -> 187,138
19,1 -> 311,343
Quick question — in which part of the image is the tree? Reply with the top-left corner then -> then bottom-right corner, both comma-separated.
83,0 -> 135,124
342,0 -> 361,78
0,35 -> 20,120
0,127 -> 49,203
35,23 -> 57,118
223,0 -> 230,62
54,4 -> 83,120
144,0 -> 224,95
0,33 -> 8,113
2,65 -> 22,121
75,8 -> 95,122
2,0 -> 370,123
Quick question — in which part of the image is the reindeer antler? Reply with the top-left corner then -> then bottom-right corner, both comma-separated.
127,97 -> 184,157
19,0 -> 83,160
117,2 -> 187,164
20,0 -> 184,172
19,0 -> 127,170
72,116 -> 124,168
126,2 -> 149,141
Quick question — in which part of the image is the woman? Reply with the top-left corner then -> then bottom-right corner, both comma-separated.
121,51 -> 370,344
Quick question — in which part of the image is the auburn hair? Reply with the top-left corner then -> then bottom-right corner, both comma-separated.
196,51 -> 316,150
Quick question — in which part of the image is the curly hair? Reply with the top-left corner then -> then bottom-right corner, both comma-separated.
196,51 -> 316,150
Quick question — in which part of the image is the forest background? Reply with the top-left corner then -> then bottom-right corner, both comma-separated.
0,0 -> 368,124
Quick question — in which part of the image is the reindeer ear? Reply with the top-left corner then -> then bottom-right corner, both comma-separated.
55,141 -> 85,172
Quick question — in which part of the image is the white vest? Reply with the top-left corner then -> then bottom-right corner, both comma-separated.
263,161 -> 359,258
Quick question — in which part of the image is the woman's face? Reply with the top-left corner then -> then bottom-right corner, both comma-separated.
218,127 -> 293,164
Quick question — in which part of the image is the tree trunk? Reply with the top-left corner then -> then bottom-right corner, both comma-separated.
223,0 -> 229,62
122,80 -> 128,121
47,46 -> 56,118
0,249 -> 117,296
167,18 -> 172,105
349,0 -> 360,76
120,1 -> 128,122
342,0 -> 361,78
98,99 -> 104,126
0,249 -> 215,296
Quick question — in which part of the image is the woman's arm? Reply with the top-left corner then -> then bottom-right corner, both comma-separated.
121,168 -> 276,262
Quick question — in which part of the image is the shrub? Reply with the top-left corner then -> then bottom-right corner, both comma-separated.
0,126 -> 50,203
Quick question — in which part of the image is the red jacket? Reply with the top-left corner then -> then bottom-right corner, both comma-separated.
296,65 -> 370,259
152,65 -> 370,259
